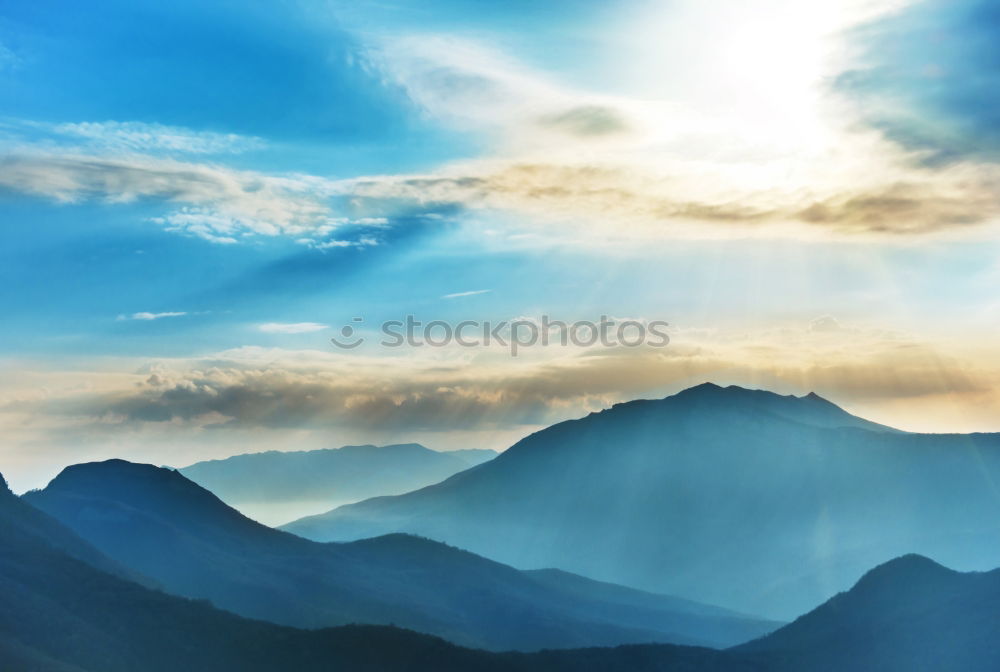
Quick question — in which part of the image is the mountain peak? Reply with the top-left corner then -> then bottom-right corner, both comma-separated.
35,459 -> 269,536
673,382 -> 821,401
49,458 -> 188,491
854,554 -> 954,592
661,383 -> 898,433
679,382 -> 726,394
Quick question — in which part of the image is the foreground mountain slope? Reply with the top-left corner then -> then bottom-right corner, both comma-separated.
284,383 -> 1000,619
0,472 -> 754,672
23,459 -> 776,651
179,443 -> 496,525
0,473 -> 143,586
737,554 -> 1000,671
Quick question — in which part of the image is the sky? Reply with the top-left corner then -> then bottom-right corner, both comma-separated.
2,0 -> 1000,491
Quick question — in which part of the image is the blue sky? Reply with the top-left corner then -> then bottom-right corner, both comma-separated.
1,0 -> 999,489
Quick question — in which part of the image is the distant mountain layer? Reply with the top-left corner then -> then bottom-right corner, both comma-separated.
23,460 -> 778,651
178,443 -> 496,524
0,471 -> 757,672
283,383 -> 1000,619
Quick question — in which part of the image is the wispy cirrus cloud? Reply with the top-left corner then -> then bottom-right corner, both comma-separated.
4,10 -> 1000,243
117,311 -> 187,321
258,322 -> 329,334
345,158 -> 1000,238
368,35 -> 639,150
0,150 -> 412,245
48,121 -> 265,155
346,25 -> 1000,238
442,289 -> 492,299
4,139 -> 996,249
0,118 -> 264,156
0,153 -> 347,243
295,235 -> 380,250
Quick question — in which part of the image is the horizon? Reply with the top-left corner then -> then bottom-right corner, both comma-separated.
0,378 -> 983,493
0,381 -> 935,494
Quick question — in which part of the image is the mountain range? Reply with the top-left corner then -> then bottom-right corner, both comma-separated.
178,444 -> 497,526
7,468 -> 1000,670
23,459 -> 777,651
0,470 -> 756,672
282,383 -> 1000,619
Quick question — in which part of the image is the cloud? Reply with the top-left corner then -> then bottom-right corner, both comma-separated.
346,158 -> 1000,238
5,27 -> 1000,242
334,29 -> 1000,238
0,153 -> 343,242
295,235 -> 381,250
258,322 -> 329,334
442,289 -> 492,299
837,0 -> 1000,164
538,106 -> 630,137
16,148 -> 985,244
48,121 -> 264,155
808,315 -> 844,333
2,0 -> 406,142
0,151 -> 418,245
118,311 -> 187,321
5,319 -> 994,442
369,36 -> 639,149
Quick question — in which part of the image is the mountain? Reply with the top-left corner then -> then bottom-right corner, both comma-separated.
0,472 -> 143,586
0,470 -> 759,672
178,443 -> 497,525
23,459 -> 778,651
8,464 -> 1000,671
736,554 -> 1000,671
282,383 -> 1000,619
448,448 -> 501,464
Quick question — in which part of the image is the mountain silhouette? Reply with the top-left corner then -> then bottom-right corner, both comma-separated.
0,472 -> 144,586
179,443 -> 497,525
23,459 -> 777,651
8,466 -> 1000,670
0,470 -> 758,672
736,554 -> 1000,670
283,383 -> 1000,619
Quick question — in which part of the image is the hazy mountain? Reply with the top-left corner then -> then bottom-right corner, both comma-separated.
0,472 -> 143,586
448,448 -> 502,464
737,554 -> 1000,671
283,383 -> 1000,619
23,459 -> 777,651
8,468 -> 1000,671
0,471 -> 756,672
178,443 -> 497,525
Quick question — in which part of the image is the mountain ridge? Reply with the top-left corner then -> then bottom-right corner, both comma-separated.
736,553 -> 1000,670
283,383 -> 1000,619
177,442 -> 497,525
0,470 -> 755,672
24,458 -> 779,651
7,470 -> 1000,672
